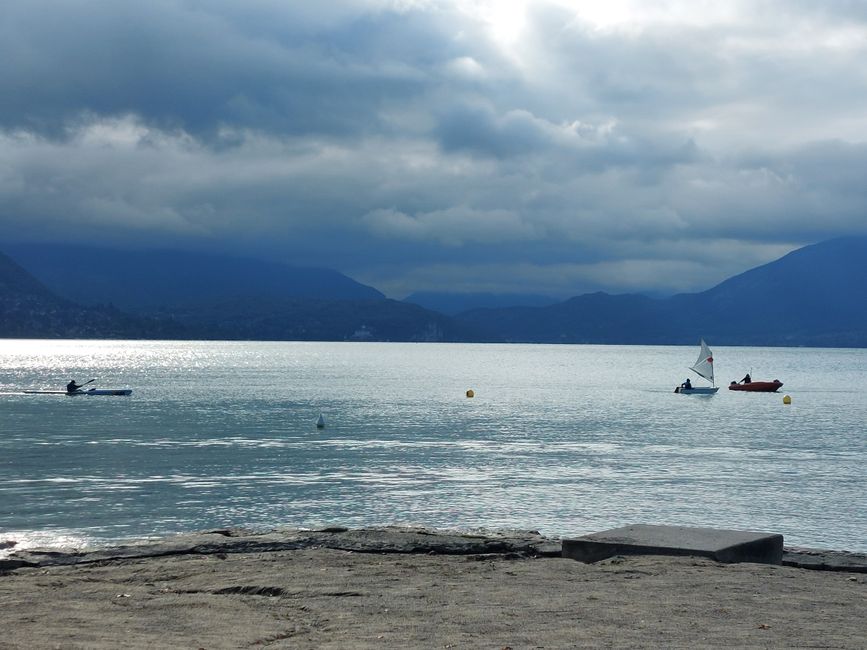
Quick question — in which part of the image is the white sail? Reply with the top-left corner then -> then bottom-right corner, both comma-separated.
689,339 -> 715,385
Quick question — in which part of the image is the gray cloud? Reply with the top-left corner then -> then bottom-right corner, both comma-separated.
0,0 -> 449,139
2,0 -> 867,299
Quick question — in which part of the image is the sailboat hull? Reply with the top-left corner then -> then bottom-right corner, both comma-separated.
675,386 -> 719,394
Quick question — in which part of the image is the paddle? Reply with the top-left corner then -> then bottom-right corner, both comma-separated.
71,379 -> 96,393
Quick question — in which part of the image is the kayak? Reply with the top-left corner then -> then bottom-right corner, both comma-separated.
728,380 -> 783,392
23,389 -> 133,396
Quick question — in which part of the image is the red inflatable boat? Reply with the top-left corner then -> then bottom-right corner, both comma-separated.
728,380 -> 783,392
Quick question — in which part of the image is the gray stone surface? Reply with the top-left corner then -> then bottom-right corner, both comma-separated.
562,524 -> 784,565
3,526 -> 864,574
0,526 -> 560,572
783,547 -> 867,573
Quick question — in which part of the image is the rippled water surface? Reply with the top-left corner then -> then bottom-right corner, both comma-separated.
1,339 -> 865,553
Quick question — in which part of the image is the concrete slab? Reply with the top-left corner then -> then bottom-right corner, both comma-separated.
562,524 -> 783,565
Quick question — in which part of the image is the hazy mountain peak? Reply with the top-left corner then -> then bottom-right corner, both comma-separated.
2,243 -> 384,312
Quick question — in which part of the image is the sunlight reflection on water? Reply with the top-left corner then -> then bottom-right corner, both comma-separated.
1,339 -> 866,554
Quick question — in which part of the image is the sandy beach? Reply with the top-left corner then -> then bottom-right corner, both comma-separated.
1,527 -> 865,649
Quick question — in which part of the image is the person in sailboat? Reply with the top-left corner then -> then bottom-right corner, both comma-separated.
681,378 -> 692,390
740,373 -> 751,384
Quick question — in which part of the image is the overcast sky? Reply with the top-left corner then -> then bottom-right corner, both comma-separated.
2,0 -> 866,298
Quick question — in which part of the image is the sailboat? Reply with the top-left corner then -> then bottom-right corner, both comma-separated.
674,339 -> 720,394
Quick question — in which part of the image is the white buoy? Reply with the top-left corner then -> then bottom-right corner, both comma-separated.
316,413 -> 326,428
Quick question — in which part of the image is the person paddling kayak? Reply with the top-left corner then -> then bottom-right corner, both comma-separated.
66,379 -> 94,394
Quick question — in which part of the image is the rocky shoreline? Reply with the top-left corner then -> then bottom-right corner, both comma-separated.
2,526 -> 866,573
1,527 -> 865,648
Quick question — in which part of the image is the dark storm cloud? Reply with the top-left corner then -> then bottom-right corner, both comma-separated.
2,0 -> 867,298
0,0 -> 450,139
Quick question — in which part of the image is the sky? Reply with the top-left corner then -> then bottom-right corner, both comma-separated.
2,0 -> 867,299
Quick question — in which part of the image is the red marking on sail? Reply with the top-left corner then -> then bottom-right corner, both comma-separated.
706,356 -> 713,363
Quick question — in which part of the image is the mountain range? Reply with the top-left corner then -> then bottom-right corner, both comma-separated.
2,244 -> 384,312
458,236 -> 867,346
2,237 -> 866,346
0,252 -> 183,339
0,245 -> 477,342
403,291 -> 557,315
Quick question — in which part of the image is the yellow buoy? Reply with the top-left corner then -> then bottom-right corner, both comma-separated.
783,395 -> 791,405
466,389 -> 474,398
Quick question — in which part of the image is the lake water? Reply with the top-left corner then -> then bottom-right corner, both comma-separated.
1,339 -> 865,555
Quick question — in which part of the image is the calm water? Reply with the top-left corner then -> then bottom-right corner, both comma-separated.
1,340 -> 865,554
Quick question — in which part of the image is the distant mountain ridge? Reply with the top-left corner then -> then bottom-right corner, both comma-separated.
0,244 -> 478,342
403,291 -> 557,315
457,236 -> 867,347
3,236 -> 867,346
163,296 -> 481,342
674,236 -> 867,344
0,251 -> 184,339
2,243 -> 384,313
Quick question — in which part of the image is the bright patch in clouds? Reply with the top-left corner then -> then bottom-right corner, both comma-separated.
458,0 -> 529,44
363,206 -> 538,246
1,0 -> 867,298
